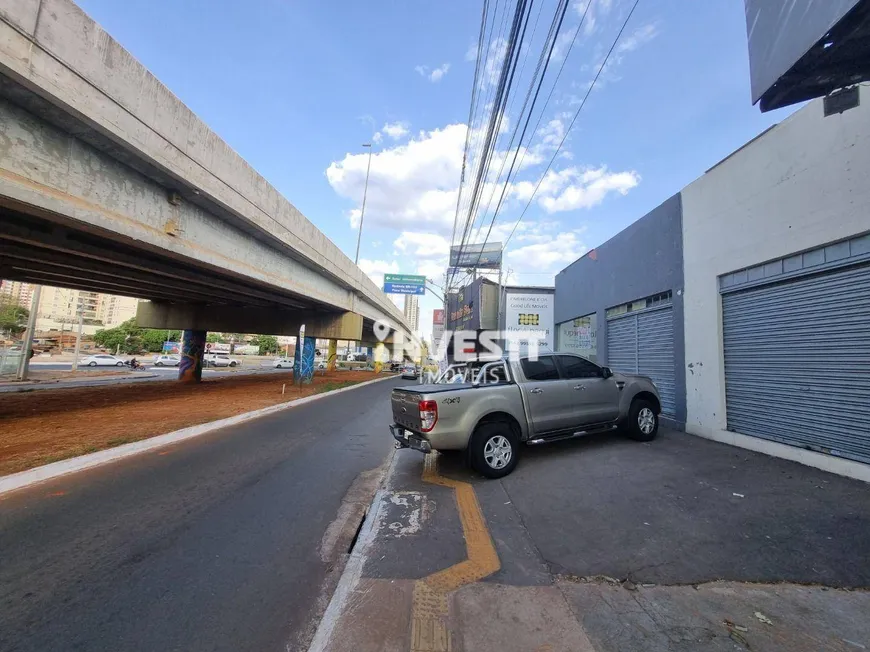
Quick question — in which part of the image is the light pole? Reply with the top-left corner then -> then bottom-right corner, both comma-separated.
353,143 -> 373,266
71,310 -> 84,371
349,143 -> 373,363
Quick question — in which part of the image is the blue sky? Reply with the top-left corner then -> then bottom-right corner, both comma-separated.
77,0 -> 799,338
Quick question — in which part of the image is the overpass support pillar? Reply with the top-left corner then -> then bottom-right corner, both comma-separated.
373,342 -> 388,374
179,329 -> 207,382
327,340 -> 337,371
294,336 -> 316,384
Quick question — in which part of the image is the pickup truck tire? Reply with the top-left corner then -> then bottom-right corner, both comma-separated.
469,422 -> 519,479
627,399 -> 659,442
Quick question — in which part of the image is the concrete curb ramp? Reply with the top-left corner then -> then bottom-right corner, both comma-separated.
0,374 -> 395,496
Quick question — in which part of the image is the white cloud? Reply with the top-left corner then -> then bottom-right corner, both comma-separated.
372,132 -> 383,144
358,258 -> 399,288
429,63 -> 450,82
465,43 -> 479,62
505,230 -> 587,270
382,121 -> 410,140
481,38 -> 508,88
415,63 -> 451,83
614,22 -> 660,59
326,124 -> 467,235
394,231 -> 451,260
511,165 -> 639,213
572,0 -> 614,36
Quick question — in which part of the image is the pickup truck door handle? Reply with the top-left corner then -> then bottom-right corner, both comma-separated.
530,388 -> 543,394
573,385 -> 585,391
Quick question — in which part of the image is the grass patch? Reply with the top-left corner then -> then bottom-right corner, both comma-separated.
316,380 -> 359,394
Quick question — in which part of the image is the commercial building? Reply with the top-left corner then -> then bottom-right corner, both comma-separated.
555,195 -> 685,429
682,85 -> 870,477
554,85 -> 870,479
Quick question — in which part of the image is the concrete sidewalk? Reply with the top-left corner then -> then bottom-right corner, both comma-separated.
311,430 -> 870,652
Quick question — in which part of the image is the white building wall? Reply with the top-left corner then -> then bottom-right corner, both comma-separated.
681,88 -> 870,480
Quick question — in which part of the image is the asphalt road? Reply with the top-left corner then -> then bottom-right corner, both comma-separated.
0,376 -> 404,652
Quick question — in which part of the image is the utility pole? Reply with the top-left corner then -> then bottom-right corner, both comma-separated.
71,311 -> 84,371
16,285 -> 42,381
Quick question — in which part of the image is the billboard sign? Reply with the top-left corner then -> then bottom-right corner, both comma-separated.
745,0 -> 865,110
449,242 -> 502,269
504,290 -> 554,350
383,273 -> 426,295
432,309 -> 445,349
162,341 -> 180,354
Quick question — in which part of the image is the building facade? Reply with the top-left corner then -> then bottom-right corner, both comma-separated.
553,86 -> 870,479
98,293 -> 139,328
555,194 -> 686,429
681,85 -> 870,477
33,287 -> 139,335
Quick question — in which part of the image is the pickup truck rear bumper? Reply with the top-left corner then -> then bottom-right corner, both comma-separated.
390,425 -> 432,454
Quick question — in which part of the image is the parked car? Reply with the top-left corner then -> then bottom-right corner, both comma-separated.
205,353 -> 240,367
400,364 -> 418,380
273,357 -> 293,368
152,354 -> 180,367
80,354 -> 126,367
390,352 -> 661,478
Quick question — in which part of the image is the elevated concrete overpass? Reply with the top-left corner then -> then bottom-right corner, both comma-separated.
0,0 -> 418,367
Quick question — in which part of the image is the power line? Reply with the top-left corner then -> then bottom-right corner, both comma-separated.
503,0 -> 642,251
474,0 -> 571,259
453,0 -> 511,260
450,0 -> 491,260
450,0 -> 532,290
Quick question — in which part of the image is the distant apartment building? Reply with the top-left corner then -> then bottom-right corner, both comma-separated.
32,286 -> 139,335
0,280 -> 35,307
98,293 -> 139,328
403,294 -> 420,332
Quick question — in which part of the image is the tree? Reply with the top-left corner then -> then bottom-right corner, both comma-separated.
251,334 -> 278,355
206,332 -> 223,344
92,318 -> 172,354
140,328 -> 181,353
0,302 -> 29,337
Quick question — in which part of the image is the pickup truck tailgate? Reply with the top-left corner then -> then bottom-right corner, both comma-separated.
391,388 -> 423,432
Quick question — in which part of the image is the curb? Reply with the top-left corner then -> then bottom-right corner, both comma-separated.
0,373 -> 160,391
0,374 -> 397,496
306,450 -> 399,652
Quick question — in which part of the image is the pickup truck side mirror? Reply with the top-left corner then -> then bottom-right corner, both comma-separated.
600,366 -> 613,379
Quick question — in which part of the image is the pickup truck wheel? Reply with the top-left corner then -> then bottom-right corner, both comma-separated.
627,399 -> 659,442
470,423 -> 519,479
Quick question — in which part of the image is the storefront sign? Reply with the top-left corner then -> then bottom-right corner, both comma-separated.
504,291 -> 554,349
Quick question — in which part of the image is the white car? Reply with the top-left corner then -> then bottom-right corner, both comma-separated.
205,353 -> 240,367
152,354 -> 180,367
80,354 -> 126,367
274,357 -> 294,368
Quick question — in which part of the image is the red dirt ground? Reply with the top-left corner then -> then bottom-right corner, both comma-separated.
0,370 -> 379,476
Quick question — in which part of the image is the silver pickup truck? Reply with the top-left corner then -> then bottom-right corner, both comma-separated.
390,352 -> 662,478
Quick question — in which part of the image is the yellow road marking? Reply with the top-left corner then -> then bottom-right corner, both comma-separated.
410,454 -> 500,652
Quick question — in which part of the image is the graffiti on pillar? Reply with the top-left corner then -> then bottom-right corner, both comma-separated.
294,336 -> 316,384
179,330 -> 206,382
